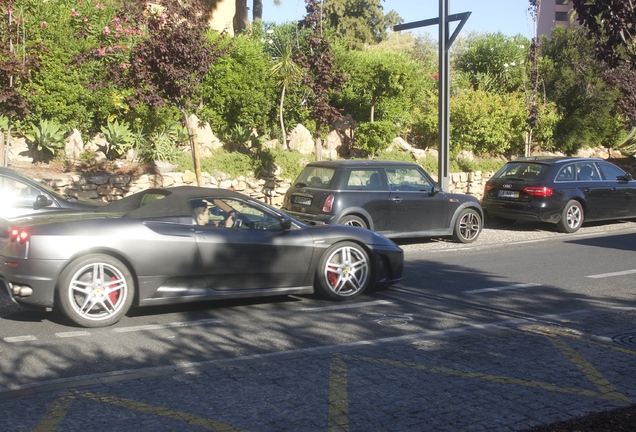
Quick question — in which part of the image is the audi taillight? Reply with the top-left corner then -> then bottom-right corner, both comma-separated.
10,228 -> 30,243
484,183 -> 494,192
523,186 -> 553,197
323,195 -> 335,212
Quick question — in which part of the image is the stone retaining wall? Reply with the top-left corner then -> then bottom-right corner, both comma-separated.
37,169 -> 495,207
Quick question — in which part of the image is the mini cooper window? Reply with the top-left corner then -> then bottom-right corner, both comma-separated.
294,167 -> 336,189
386,168 -> 432,192
344,170 -> 384,190
555,164 -> 576,182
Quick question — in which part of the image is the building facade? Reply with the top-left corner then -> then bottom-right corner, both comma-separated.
537,0 -> 574,37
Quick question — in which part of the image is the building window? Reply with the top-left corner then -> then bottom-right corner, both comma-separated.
555,11 -> 569,22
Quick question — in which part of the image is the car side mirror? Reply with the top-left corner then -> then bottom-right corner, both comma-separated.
280,215 -> 293,230
623,173 -> 634,181
33,194 -> 53,210
430,185 -> 441,196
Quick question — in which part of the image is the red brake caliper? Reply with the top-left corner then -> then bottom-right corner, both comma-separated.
108,276 -> 118,304
327,266 -> 338,288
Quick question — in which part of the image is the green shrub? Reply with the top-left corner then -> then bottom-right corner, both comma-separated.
354,121 -> 399,156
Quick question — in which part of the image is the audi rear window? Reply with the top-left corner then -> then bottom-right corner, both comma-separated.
493,163 -> 550,181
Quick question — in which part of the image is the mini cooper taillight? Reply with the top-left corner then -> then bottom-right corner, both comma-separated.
523,186 -> 553,197
10,227 -> 30,243
323,195 -> 335,212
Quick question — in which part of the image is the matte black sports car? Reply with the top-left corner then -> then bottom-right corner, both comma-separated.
282,160 -> 483,243
0,186 -> 403,327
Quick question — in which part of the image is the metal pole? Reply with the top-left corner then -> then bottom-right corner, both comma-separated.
438,0 -> 450,191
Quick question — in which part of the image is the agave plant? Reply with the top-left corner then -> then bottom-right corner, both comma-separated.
101,120 -> 134,159
617,127 -> 636,156
24,119 -> 67,162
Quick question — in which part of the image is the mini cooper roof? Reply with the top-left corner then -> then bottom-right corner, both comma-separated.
305,160 -> 423,169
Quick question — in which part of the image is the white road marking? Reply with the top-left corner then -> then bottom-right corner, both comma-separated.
56,331 -> 91,338
300,299 -> 395,312
464,283 -> 540,294
586,269 -> 636,279
4,335 -> 38,343
113,318 -> 224,333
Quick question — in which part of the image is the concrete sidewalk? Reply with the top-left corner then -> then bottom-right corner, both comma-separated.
1,308 -> 635,432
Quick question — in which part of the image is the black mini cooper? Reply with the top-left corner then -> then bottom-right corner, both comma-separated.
482,156 -> 636,233
282,160 -> 483,243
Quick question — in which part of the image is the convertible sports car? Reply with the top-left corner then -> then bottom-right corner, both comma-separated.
0,186 -> 403,327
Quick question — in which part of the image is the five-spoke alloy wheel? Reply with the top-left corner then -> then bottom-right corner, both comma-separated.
315,241 -> 371,300
57,254 -> 134,327
557,200 -> 584,233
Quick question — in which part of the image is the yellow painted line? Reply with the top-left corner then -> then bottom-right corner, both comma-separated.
36,392 -> 245,432
548,336 -> 631,403
328,356 -> 349,432
80,392 -> 247,431
358,357 -> 627,402
34,395 -> 75,432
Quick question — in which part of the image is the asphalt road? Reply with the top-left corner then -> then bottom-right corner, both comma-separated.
1,219 -> 634,390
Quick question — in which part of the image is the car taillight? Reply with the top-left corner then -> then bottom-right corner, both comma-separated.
484,183 -> 494,192
10,228 -> 30,243
523,186 -> 553,197
323,195 -> 335,212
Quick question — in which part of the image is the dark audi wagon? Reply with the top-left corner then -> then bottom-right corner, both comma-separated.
482,156 -> 636,233
282,160 -> 483,243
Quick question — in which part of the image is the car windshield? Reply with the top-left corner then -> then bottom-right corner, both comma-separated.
293,166 -> 336,190
493,162 -> 550,181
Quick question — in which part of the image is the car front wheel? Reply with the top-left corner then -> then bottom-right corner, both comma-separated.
315,242 -> 371,300
556,200 -> 584,233
57,254 -> 135,328
452,208 -> 482,243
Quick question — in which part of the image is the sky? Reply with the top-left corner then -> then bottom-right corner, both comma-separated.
260,0 -> 535,39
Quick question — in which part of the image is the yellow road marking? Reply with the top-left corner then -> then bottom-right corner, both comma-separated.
357,356 -> 629,402
35,392 -> 246,432
34,395 -> 75,432
328,356 -> 349,432
548,335 -> 631,403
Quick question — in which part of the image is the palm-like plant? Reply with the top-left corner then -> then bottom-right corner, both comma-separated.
271,37 -> 303,150
25,119 -> 67,162
101,120 -> 134,159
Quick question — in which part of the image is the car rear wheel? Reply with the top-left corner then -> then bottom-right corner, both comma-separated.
452,208 -> 482,243
556,200 -> 583,233
315,242 -> 371,300
57,254 -> 134,328
339,215 -> 368,229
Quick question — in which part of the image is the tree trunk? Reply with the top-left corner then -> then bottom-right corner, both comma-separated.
315,134 -> 322,161
253,0 -> 263,21
234,0 -> 249,34
182,109 -> 202,187
279,84 -> 288,150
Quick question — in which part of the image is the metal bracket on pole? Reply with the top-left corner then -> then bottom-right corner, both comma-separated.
394,4 -> 471,192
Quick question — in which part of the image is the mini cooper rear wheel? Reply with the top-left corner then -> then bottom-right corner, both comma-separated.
57,254 -> 134,328
452,208 -> 482,243
339,215 -> 368,229
556,200 -> 583,233
315,242 -> 371,300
